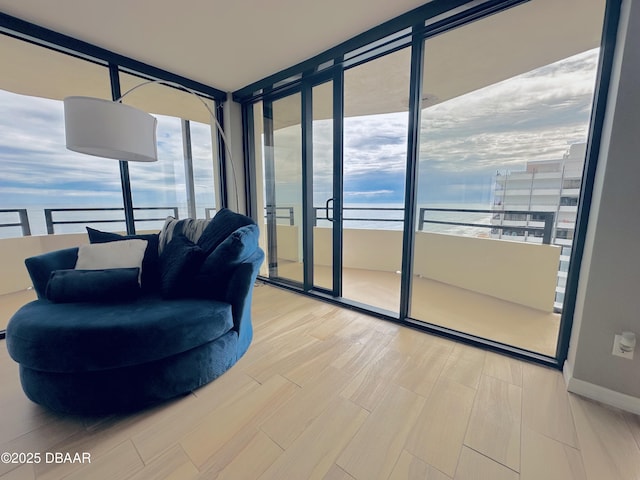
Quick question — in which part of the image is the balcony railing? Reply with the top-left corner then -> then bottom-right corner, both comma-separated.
266,206 -> 295,226
210,206 -> 295,225
419,207 -> 555,245
2,205 -> 555,246
0,209 -> 31,236
44,207 -> 179,234
309,206 -> 554,245
313,206 -> 405,226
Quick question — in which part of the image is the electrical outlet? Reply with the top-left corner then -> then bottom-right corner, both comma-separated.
613,334 -> 634,359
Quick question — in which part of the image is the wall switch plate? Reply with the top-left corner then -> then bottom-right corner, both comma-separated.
613,334 -> 634,359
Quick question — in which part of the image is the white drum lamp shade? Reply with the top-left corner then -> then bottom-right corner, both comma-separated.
64,96 -> 158,162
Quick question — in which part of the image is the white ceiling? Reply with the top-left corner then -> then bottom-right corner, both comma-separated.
0,0 -> 431,92
0,0 -> 605,127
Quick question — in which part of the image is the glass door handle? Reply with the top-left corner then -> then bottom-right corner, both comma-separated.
325,198 -> 335,222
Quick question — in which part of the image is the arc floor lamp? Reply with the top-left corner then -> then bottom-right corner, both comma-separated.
63,80 -> 237,205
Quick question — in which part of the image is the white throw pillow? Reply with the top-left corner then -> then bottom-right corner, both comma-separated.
75,239 -> 148,285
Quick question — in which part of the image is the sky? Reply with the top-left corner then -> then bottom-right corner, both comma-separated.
318,48 -> 598,206
0,48 -> 599,228
0,94 -> 215,210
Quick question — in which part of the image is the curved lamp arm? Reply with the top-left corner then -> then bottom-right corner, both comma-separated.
119,79 -> 239,210
64,79 -> 240,209
117,79 -> 231,159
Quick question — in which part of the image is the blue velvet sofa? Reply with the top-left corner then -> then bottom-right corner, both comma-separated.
6,209 -> 264,415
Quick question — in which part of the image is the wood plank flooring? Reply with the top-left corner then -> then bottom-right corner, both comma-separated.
1,283 -> 639,479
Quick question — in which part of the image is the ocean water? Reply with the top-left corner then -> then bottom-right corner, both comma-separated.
317,202 -> 493,237
1,203 -> 493,240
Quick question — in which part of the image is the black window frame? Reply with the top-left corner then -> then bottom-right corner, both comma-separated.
235,0 -> 623,369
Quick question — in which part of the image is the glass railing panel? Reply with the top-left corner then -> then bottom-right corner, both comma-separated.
0,37 -> 120,238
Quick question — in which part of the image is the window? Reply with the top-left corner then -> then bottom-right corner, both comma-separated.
0,34 -> 223,237
504,213 -> 528,221
410,0 -> 604,356
242,0 -> 607,363
563,178 -> 582,189
556,229 -> 574,240
0,35 -> 122,236
560,196 -> 579,206
119,73 -> 219,228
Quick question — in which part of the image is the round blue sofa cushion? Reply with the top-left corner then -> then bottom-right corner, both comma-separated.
6,295 -> 234,373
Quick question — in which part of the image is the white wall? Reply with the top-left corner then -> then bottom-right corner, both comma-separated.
314,227 -> 559,311
564,0 -> 640,412
0,233 -> 88,295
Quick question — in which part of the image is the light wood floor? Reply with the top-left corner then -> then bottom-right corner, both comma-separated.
1,284 -> 639,479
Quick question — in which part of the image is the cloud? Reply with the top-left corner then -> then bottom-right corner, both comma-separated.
418,49 -> 598,172
0,48 -> 600,213
345,189 -> 395,197
343,114 -> 408,178
0,90 -> 219,211
0,93 -> 134,200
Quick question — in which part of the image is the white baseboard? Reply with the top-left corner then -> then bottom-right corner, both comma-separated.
563,361 -> 640,415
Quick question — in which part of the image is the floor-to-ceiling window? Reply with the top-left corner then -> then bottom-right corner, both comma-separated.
408,0 -> 605,356
242,0 -> 609,365
342,47 -> 411,314
120,73 -> 219,229
0,34 -> 120,237
0,34 -> 225,238
0,35 -> 116,334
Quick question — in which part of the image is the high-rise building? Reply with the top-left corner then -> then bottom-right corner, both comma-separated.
491,143 -> 586,310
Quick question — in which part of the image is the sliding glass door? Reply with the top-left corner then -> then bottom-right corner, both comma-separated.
311,80 -> 338,293
249,0 -> 608,361
258,49 -> 412,312
262,93 -> 303,284
258,78 -> 340,293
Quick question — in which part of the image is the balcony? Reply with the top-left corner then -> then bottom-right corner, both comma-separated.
503,189 -> 535,196
528,172 -> 564,180
275,263 -> 560,356
531,188 -> 561,196
266,206 -> 562,356
559,205 -> 578,213
502,172 -> 533,181
1,206 -> 563,357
